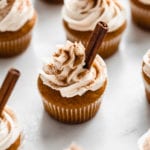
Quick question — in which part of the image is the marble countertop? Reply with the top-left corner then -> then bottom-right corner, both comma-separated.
0,0 -> 150,149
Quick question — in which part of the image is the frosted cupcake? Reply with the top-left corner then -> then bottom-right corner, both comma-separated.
44,0 -> 63,4
138,129 -> 150,150
130,0 -> 150,30
142,49 -> 150,103
38,41 -> 107,124
0,0 -> 37,57
0,107 -> 22,150
62,0 -> 127,58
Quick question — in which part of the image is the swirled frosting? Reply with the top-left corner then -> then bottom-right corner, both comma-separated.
62,0 -> 126,32
138,129 -> 150,150
139,0 -> 150,5
143,49 -> 150,78
40,41 -> 107,98
0,0 -> 34,32
65,144 -> 83,150
0,107 -> 21,150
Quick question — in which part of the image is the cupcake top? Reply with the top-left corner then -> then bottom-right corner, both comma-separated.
143,49 -> 150,78
65,144 -> 83,150
138,0 -> 150,5
138,129 -> 150,150
0,0 -> 34,32
0,107 -> 21,150
40,41 -> 107,98
62,0 -> 126,32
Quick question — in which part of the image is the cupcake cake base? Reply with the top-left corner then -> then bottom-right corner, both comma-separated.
38,77 -> 107,124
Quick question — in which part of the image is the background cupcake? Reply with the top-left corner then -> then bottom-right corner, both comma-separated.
0,107 -> 22,150
130,0 -> 150,30
0,0 -> 37,57
38,41 -> 107,124
62,0 -> 127,58
142,49 -> 150,103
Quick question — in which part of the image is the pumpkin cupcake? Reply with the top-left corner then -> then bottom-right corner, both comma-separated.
0,0 -> 37,58
130,0 -> 150,30
142,49 -> 150,103
38,40 -> 108,124
62,0 -> 127,58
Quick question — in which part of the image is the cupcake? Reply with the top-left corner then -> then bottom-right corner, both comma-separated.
142,49 -> 150,103
0,107 -> 22,150
130,0 -> 150,30
62,0 -> 127,58
138,129 -> 150,150
38,41 -> 107,124
0,0 -> 37,58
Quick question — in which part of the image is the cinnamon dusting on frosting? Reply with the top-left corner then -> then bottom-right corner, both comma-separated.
40,41 -> 107,98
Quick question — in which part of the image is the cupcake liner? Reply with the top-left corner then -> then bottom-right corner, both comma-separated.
0,31 -> 32,58
42,96 -> 102,124
130,1 -> 150,30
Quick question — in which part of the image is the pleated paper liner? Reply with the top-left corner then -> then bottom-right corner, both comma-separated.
0,31 -> 32,58
130,0 -> 150,30
63,20 -> 127,58
43,97 -> 102,124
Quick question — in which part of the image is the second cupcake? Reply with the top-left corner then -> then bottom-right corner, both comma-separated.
38,41 -> 108,124
62,0 -> 127,58
0,0 -> 37,57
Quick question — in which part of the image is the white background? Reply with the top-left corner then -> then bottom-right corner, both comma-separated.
0,0 -> 150,149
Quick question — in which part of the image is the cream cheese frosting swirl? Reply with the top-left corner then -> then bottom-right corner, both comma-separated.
139,0 -> 150,5
0,107 -> 21,150
40,41 -> 107,98
143,49 -> 150,78
62,0 -> 126,32
0,0 -> 34,32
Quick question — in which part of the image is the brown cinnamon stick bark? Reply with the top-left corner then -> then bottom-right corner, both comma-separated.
85,21 -> 108,69
0,68 -> 20,116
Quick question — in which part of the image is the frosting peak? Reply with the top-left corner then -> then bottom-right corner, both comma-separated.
65,144 -> 83,150
0,107 -> 21,150
62,0 -> 126,32
0,0 -> 34,32
40,41 -> 107,98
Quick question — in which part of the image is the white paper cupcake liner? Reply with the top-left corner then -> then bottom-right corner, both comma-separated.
42,97 -> 102,124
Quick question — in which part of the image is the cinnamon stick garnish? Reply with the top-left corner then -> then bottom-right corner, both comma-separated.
0,68 -> 20,116
84,21 -> 108,69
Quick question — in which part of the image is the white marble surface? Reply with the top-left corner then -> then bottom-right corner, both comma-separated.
0,0 -> 150,150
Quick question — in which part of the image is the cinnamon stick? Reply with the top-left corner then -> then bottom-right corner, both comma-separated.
0,68 -> 20,116
84,21 -> 108,69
